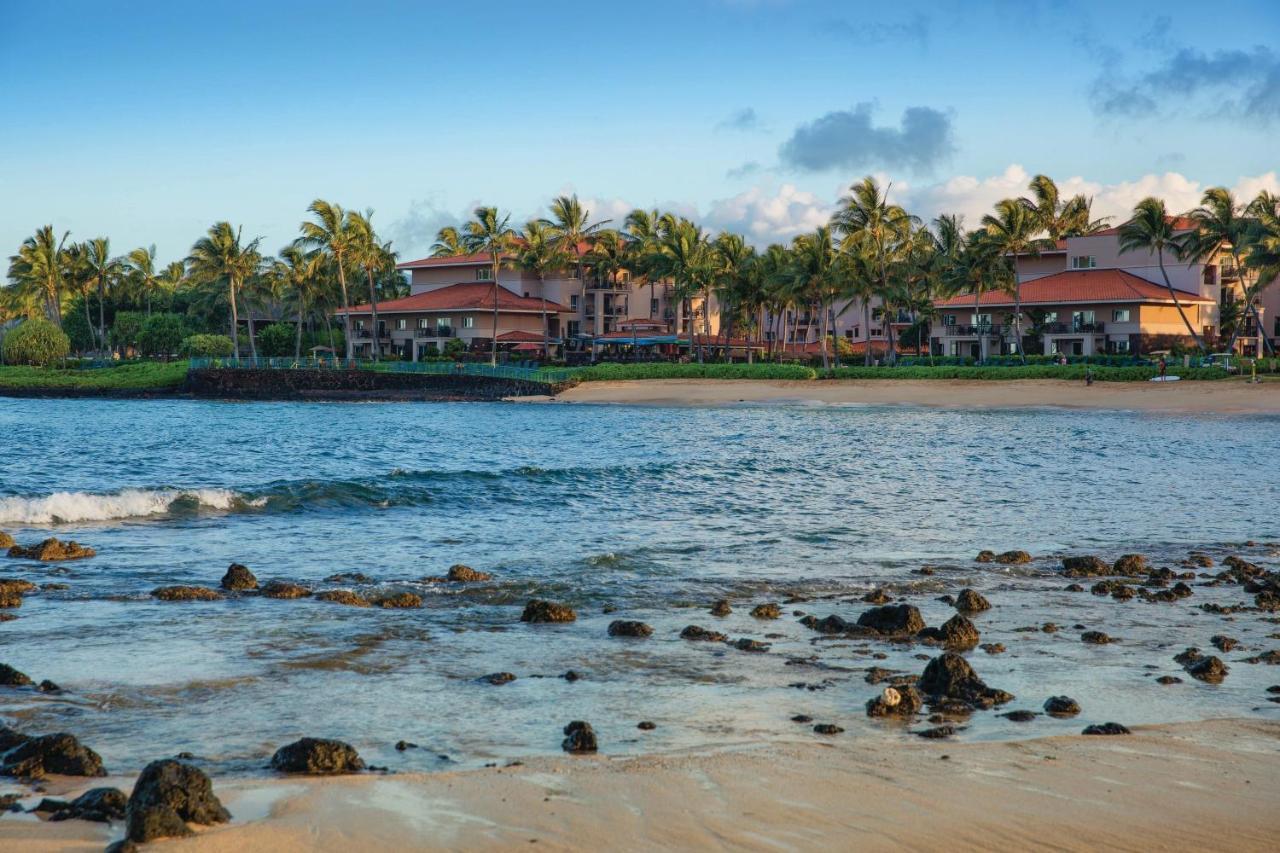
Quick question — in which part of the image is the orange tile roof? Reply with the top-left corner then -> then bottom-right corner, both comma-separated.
338,283 -> 571,314
495,330 -> 548,342
934,269 -> 1214,309
397,240 -> 593,270
1089,216 -> 1197,237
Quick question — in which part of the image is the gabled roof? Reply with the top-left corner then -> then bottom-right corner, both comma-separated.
495,330 -> 548,342
934,269 -> 1215,309
337,282 -> 572,315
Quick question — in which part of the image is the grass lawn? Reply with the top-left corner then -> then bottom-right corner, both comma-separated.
0,360 -> 189,390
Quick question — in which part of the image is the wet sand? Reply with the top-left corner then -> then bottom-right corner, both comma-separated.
7,718 -> 1277,852
540,378 -> 1280,413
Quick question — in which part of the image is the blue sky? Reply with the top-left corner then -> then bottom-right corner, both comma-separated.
2,0 -> 1277,262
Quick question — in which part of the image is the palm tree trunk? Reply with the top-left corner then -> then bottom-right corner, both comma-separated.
1012,255 -> 1026,364
229,279 -> 241,359
366,267 -> 380,362
491,255 -> 500,367
1157,251 -> 1206,352
539,272 -> 549,360
245,308 -> 258,359
336,260 -> 353,362
295,301 -> 305,359
974,291 -> 982,363
97,280 -> 106,355
863,302 -> 872,366
819,296 -> 830,372
82,296 -> 94,357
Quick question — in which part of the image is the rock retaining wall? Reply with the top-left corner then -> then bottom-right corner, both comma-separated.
185,368 -> 570,401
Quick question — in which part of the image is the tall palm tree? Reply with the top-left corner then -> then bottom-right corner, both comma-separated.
516,220 -> 571,358
7,226 -> 69,326
1183,187 -> 1271,354
348,210 -> 386,361
59,242 -> 95,349
157,260 -> 185,308
187,222 -> 263,359
1117,197 -> 1205,352
623,208 -> 668,331
299,200 -> 356,360
463,206 -> 517,366
545,195 -> 609,354
712,232 -> 756,361
945,231 -> 1010,362
980,199 -> 1039,363
85,238 -> 124,353
127,245 -> 160,315
654,217 -> 713,362
1021,175 -> 1109,245
430,226 -> 468,258
273,245 -> 323,357
789,227 -> 839,370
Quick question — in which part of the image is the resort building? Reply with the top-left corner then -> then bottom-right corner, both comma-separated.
930,218 -> 1266,357
337,250 -> 719,360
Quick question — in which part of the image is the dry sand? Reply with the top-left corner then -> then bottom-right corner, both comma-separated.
6,719 -> 1277,852
533,378 -> 1280,413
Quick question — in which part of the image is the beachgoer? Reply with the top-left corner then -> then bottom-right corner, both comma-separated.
1158,357 -> 1167,380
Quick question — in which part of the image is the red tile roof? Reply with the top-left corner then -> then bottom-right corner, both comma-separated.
495,330 -> 547,342
934,269 -> 1214,309
338,283 -> 571,315
397,241 -> 593,270
1089,216 -> 1197,237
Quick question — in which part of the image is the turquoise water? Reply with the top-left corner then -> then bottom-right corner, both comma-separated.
0,398 -> 1277,775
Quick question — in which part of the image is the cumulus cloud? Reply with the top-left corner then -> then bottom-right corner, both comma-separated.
385,197 -> 470,260
779,103 -> 954,173
1094,45 -> 1280,123
701,184 -> 834,244
716,107 -> 764,132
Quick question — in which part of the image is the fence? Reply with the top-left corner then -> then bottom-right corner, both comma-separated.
187,357 -> 577,385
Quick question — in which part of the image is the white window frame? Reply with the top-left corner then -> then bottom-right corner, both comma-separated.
475,268 -> 493,281
462,316 -> 475,329
1071,256 -> 1097,269
1112,309 -> 1131,323
395,318 -> 407,330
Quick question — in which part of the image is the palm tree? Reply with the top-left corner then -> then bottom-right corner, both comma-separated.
272,245 -> 322,357
789,227 -> 839,370
712,232 -> 756,361
85,238 -> 124,353
157,260 -> 185,308
463,206 -> 517,366
187,222 -> 263,359
1021,175 -> 1109,245
1183,188 -> 1271,354
299,200 -> 356,360
127,245 -> 160,315
980,199 -> 1039,363
1118,197 -> 1205,352
430,226 -> 468,258
945,231 -> 1010,362
7,226 -> 69,326
516,221 -> 571,359
545,195 -> 609,354
654,217 -> 713,362
348,210 -> 387,361
60,242 -> 95,349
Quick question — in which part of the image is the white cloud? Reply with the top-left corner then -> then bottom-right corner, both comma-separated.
702,184 -> 834,244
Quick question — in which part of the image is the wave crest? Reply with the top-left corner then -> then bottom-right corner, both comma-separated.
0,488 -> 263,524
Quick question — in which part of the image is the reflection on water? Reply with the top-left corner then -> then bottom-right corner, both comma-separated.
0,399 -> 1277,775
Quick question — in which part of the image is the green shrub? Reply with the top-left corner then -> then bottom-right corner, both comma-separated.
61,304 -> 95,352
2,318 -> 71,365
0,361 -> 188,390
136,314 -> 186,358
110,311 -> 146,350
576,362 -> 817,381
256,322 -> 296,357
179,333 -> 235,358
443,338 -> 467,358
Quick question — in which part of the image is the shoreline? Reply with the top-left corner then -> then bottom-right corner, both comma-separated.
6,718 -> 1277,851
543,378 -> 1280,413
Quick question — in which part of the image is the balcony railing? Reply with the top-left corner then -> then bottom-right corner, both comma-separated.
941,324 -> 1009,337
1221,266 -> 1240,281
1043,321 -> 1105,334
416,326 -> 454,338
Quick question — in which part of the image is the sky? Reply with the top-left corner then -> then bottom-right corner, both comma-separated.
2,0 -> 1278,264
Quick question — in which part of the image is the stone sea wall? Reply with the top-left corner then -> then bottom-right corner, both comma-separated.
184,368 -> 569,401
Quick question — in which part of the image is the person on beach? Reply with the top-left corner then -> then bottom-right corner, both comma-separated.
1158,356 -> 1167,380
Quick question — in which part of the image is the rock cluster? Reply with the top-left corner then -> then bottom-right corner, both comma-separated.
562,721 -> 598,753
315,589 -> 371,607
918,653 -> 1013,708
220,563 -> 258,590
521,599 -> 576,623
151,586 -> 223,602
955,588 -> 991,613
261,580 -> 312,599
0,728 -> 106,777
6,538 -> 96,561
680,625 -> 727,642
124,759 -> 230,843
447,564 -> 492,582
750,603 -> 781,619
270,738 -> 365,774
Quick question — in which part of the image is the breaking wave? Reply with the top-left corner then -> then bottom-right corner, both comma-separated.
0,488 -> 265,525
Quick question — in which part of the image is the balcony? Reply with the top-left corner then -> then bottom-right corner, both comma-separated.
1221,266 -> 1240,281
1043,321 -> 1105,334
940,324 -> 1009,337
416,326 -> 454,338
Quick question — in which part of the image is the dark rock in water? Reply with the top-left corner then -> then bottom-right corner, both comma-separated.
49,787 -> 127,823
955,588 -> 991,613
999,710 -> 1038,722
1041,623 -> 1060,633
917,567 -> 936,576
261,580 -> 312,599
1187,553 -> 1214,568
7,538 -> 95,561
561,721 -> 598,754
1082,722 -> 1130,735
1113,554 -> 1148,574
856,604 -> 926,636
1043,696 -> 1081,717
975,550 -> 995,563
862,589 -> 890,604
1174,647 -> 1204,666
1081,631 -> 1112,645
1243,650 -> 1280,665
1156,675 -> 1183,685
270,738 -> 365,775
125,759 -> 230,842
0,663 -> 33,687
37,679 -> 61,694
175,752 -> 195,760
864,667 -> 900,685
607,620 -> 653,638
481,672 -> 516,685
561,670 -> 582,682
1187,656 -> 1229,683
521,599 -> 576,623
151,585 -> 223,602
709,599 -> 732,617
1256,591 -> 1280,611
1111,586 -> 1135,601
374,592 -> 422,609
636,721 -> 656,731
866,685 -> 925,718
41,582 -> 69,591
315,589 -> 371,607
395,741 -> 417,751
800,614 -> 855,635
791,714 -> 813,723
1171,582 -> 1193,598
916,725 -> 957,739
30,797 -> 69,814
980,643 -> 1006,655
1064,583 -> 1085,592
1062,555 -> 1110,577
326,572 -> 374,584
932,614 -> 981,649
447,564 -> 492,582
919,653 -> 1013,706
0,727 -> 28,752
680,625 -> 727,642
0,532 -> 12,549
994,550 -> 1031,565
813,723 -> 844,735
1,731 -> 106,777
732,638 -> 770,653
750,603 -> 781,619
1211,635 -> 1238,653
220,563 -> 257,591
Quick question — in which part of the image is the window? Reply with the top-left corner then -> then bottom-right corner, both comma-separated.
354,320 -> 365,330
395,318 -> 407,330
567,320 -> 580,337
475,268 -> 493,281
461,316 -> 475,329
570,295 -> 580,310
942,314 -> 956,326
1042,311 -> 1058,323
418,318 -> 431,330
1112,339 -> 1131,352
870,328 -> 882,337
844,329 -> 853,339
1071,256 -> 1097,269
1112,309 -> 1131,323
1072,310 -> 1096,327
973,313 -> 991,326
436,316 -> 451,328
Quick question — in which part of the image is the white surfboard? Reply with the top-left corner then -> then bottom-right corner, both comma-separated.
1149,375 -> 1181,382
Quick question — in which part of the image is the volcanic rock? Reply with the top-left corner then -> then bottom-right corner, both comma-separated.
607,620 -> 652,638
0,663 -> 32,687
1113,554 -> 1148,574
732,638 -> 770,653
637,721 -> 656,730
219,563 -> 257,591
813,724 -> 844,735
37,680 -> 60,693
1211,635 -> 1238,653
7,538 -> 95,561
481,672 -> 516,685
750,603 -> 781,619
710,599 -> 732,616
975,550 -> 995,563
521,599 -> 576,623
1043,695 -> 1081,717
261,580 -> 312,599
1062,555 -> 1110,577
151,586 -> 223,602
862,589 -> 890,604
315,589 -> 371,607
866,685 -> 924,718
856,604 -> 926,636
49,787 -> 127,823
955,588 -> 991,613
124,759 -> 229,842
0,533 -> 12,549
1187,656 -> 1229,683
680,625 -> 727,642
1082,722 -> 1130,735
1156,675 -> 1182,684
994,550 -> 1032,564
0,731 -> 106,777
446,564 -> 492,582
999,710 -> 1038,722
919,653 -> 1013,706
561,721 -> 597,754
270,738 -> 365,774
1081,631 -> 1112,645
374,592 -> 422,609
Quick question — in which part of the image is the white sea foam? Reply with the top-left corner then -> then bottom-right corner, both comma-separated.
0,488 -> 265,524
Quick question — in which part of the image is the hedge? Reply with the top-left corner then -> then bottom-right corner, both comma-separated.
575,362 -> 817,381
179,334 -> 235,358
1,318 -> 71,366
0,361 -> 188,390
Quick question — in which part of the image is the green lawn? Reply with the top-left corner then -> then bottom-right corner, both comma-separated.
0,360 -> 189,390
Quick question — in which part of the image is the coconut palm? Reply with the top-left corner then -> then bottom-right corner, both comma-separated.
348,210 -> 387,361
430,226 -> 468,258
272,245 -> 323,357
1183,188 -> 1272,354
85,238 -> 124,353
623,208 -> 669,329
980,199 -> 1041,363
711,232 -> 756,361
299,200 -> 356,360
516,220 -> 571,358
834,234 -> 880,365
187,222 -> 263,359
1117,197 -> 1205,352
462,206 -> 517,366
789,227 -> 840,370
653,217 -> 714,361
7,226 -> 69,326
126,245 -> 161,315
545,195 -> 609,352
1021,175 -> 1109,245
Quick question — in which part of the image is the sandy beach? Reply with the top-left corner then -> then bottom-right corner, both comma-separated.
539,378 -> 1280,413
5,718 -> 1276,852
